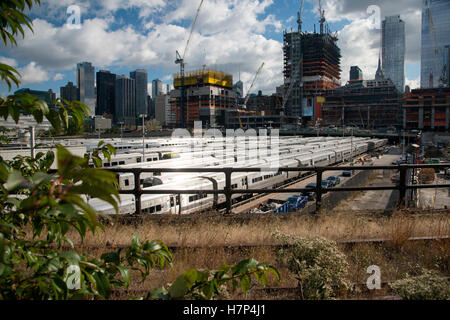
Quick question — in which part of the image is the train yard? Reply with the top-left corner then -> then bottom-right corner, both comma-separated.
79,136 -> 389,216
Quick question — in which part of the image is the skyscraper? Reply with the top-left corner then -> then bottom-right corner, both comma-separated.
60,82 -> 78,103
76,62 -> 96,117
96,70 -> 116,120
152,79 -> 163,116
350,66 -> 363,81
283,4 -> 341,120
115,75 -> 136,126
233,80 -> 244,98
421,0 -> 450,88
130,69 -> 148,116
152,79 -> 163,98
382,15 -> 405,92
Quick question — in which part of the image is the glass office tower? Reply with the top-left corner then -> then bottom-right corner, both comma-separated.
421,0 -> 450,88
382,16 -> 405,92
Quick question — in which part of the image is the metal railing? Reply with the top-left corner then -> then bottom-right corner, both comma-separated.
108,164 -> 450,215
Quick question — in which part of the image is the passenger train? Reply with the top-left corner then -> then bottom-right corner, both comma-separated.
88,138 -> 388,215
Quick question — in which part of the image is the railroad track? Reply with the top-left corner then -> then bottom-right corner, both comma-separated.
70,235 -> 450,252
110,277 -> 450,300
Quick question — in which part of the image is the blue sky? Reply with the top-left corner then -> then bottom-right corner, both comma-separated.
0,0 -> 423,97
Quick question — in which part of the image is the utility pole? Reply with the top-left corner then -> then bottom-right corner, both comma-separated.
118,122 -> 124,139
350,128 -> 354,166
29,126 -> 35,158
141,114 -> 146,162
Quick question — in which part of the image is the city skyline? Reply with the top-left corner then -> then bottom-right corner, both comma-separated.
0,0 -> 426,98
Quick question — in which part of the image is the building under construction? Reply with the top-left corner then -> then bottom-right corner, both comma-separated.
170,69 -> 238,128
321,77 -> 403,129
403,87 -> 450,131
283,2 -> 341,122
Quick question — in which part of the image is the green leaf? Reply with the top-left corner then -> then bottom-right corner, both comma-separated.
60,251 -> 81,266
148,288 -> 169,300
94,272 -> 111,299
231,259 -> 259,276
4,169 -> 24,190
117,265 -> 130,288
168,269 -> 199,299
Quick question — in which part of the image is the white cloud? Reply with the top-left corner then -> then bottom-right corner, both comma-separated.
337,18 -> 380,84
9,0 -> 284,94
18,62 -> 49,84
406,77 -> 420,90
53,73 -> 64,81
0,56 -> 18,67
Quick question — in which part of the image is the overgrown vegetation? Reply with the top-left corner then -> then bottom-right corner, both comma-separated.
0,0 -> 279,300
273,232 -> 352,300
390,269 -> 450,300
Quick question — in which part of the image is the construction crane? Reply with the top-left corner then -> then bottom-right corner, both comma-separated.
236,63 -> 265,130
281,56 -> 303,111
297,0 -> 304,32
175,0 -> 204,128
318,0 -> 326,34
242,62 -> 265,109
426,4 -> 447,87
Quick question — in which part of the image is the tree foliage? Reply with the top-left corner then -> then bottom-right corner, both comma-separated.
0,0 -> 279,300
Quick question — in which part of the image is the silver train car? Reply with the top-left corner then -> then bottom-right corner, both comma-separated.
91,138 -> 388,215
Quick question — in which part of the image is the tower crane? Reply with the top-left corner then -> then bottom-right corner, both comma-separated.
236,62 -> 265,130
297,0 -> 304,32
242,62 -> 265,109
175,0 -> 204,128
318,0 -> 326,34
281,56 -> 303,112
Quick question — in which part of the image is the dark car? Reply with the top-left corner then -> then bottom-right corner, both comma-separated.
321,180 -> 330,189
326,176 -> 341,186
342,170 -> 352,177
303,183 -> 317,201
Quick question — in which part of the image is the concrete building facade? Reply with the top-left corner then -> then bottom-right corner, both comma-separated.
60,82 -> 78,103
155,94 -> 176,127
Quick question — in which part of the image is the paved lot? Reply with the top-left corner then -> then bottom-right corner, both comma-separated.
335,148 -> 402,211
234,146 -> 401,214
418,175 -> 450,209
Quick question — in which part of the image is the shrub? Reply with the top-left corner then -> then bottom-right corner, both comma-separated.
390,270 -> 450,300
419,168 -> 436,184
274,232 -> 351,300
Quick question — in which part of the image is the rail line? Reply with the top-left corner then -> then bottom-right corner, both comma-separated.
111,277 -> 450,300
71,235 -> 450,252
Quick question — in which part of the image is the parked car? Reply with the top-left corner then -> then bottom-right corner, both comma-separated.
321,180 -> 330,189
342,170 -> 352,177
287,196 -> 308,211
326,176 -> 341,186
391,175 -> 400,184
303,183 -> 317,201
